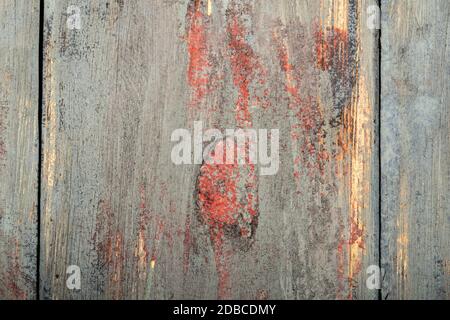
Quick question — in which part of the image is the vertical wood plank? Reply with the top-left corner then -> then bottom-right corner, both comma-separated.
381,0 -> 449,299
0,0 -> 39,300
41,0 -> 378,299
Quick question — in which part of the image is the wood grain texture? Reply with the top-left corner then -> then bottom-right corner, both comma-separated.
0,0 -> 39,300
41,0 -> 379,299
381,0 -> 449,299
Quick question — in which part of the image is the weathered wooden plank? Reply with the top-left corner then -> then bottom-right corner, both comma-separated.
0,0 -> 39,300
381,0 -> 449,299
41,0 -> 378,299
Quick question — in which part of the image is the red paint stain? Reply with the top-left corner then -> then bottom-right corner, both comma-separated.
336,239 -> 346,299
199,139 -> 259,233
273,20 -> 362,299
335,95 -> 364,299
198,150 -> 238,227
111,233 -> 124,287
314,24 -> 356,118
186,0 -> 213,112
149,217 -> 165,270
225,5 -> 261,236
347,216 -> 365,299
273,29 -> 329,186
164,226 -> 174,255
197,139 -> 258,299
211,227 -> 232,299
227,13 -> 265,127
182,215 -> 191,275
94,200 -> 114,263
349,218 -> 365,249
93,199 -> 125,299
187,3 -> 264,298
315,27 -> 349,72
335,107 -> 353,174
1,239 -> 27,299
336,212 -> 366,299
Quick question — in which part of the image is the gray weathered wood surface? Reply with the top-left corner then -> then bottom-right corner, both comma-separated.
381,0 -> 449,299
0,0 -> 39,300
40,0 -> 379,299
1,0 -> 448,300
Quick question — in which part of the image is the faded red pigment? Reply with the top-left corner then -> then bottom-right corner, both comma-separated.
273,27 -> 329,189
0,239 -> 26,299
186,1 -> 211,111
189,4 -> 262,298
182,215 -> 191,275
315,26 -> 365,299
197,138 -> 258,298
93,199 -> 125,299
227,16 -> 260,127
187,1 -> 361,299
315,27 -> 349,72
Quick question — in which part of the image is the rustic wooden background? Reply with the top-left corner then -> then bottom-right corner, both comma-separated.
0,0 -> 447,300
